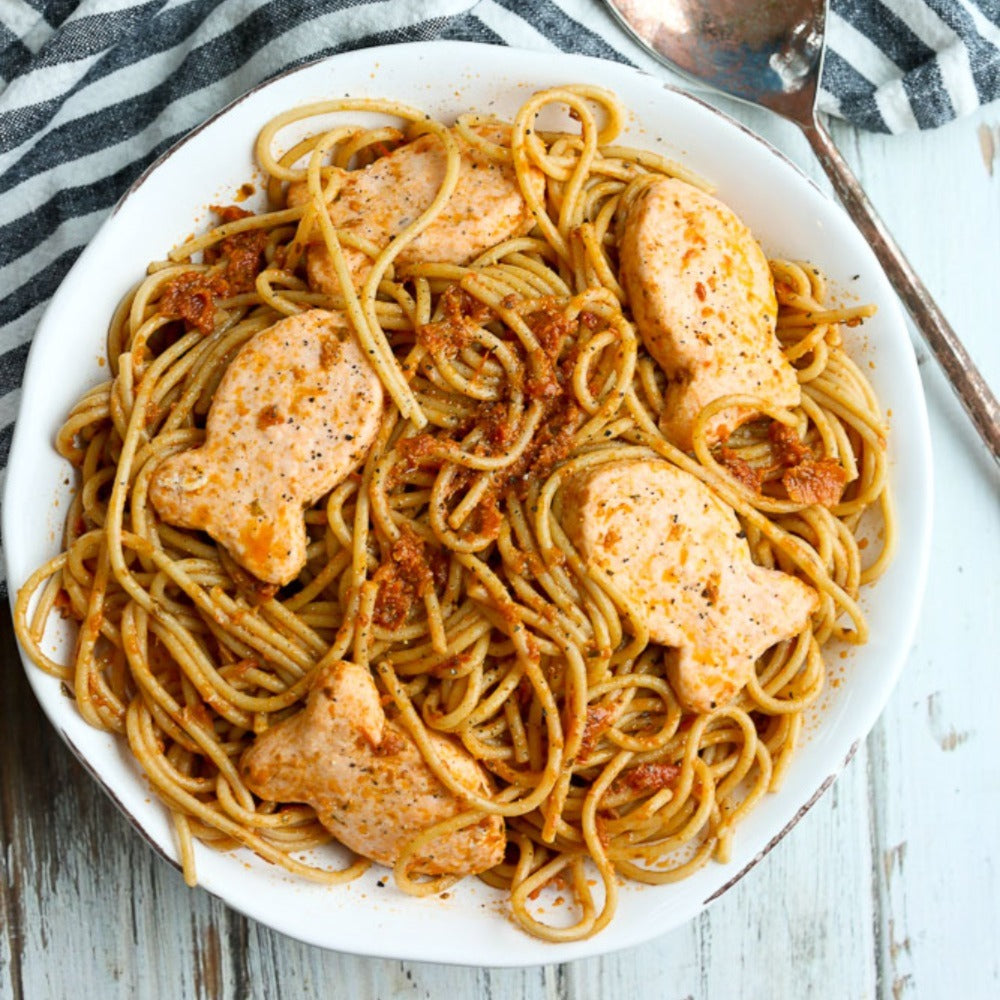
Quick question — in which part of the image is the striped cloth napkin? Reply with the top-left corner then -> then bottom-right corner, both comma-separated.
0,0 -> 997,572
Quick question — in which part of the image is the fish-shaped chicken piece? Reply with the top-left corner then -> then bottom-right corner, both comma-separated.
240,659 -> 506,877
561,458 -> 818,712
149,309 -> 383,585
619,177 -> 800,452
287,122 -> 545,290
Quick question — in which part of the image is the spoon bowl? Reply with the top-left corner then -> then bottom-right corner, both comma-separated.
609,0 -> 824,120
604,0 -> 999,466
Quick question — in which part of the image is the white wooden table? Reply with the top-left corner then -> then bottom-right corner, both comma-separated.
2,87 -> 998,1000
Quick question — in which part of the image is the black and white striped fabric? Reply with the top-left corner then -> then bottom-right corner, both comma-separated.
0,0 -> 997,562
827,0 -> 1000,129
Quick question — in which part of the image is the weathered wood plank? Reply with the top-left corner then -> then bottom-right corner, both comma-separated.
829,106 -> 1000,1000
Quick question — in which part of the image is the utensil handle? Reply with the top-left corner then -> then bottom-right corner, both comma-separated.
802,115 -> 1000,467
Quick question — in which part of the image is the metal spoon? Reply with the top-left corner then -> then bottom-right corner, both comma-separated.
603,0 -> 1000,465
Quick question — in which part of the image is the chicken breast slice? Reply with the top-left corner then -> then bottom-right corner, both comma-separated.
240,660 -> 506,877
561,458 -> 818,712
149,309 -> 383,585
287,122 -> 545,291
619,177 -> 800,452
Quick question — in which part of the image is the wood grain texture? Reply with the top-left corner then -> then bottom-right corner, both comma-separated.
832,107 -> 1000,1000
2,95 -> 998,1000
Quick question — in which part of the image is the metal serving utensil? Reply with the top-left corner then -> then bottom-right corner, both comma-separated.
602,0 -> 1000,465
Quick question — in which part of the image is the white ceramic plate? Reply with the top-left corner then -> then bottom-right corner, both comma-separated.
4,40 -> 932,965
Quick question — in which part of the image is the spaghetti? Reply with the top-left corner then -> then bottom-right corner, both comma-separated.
14,85 -> 893,941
